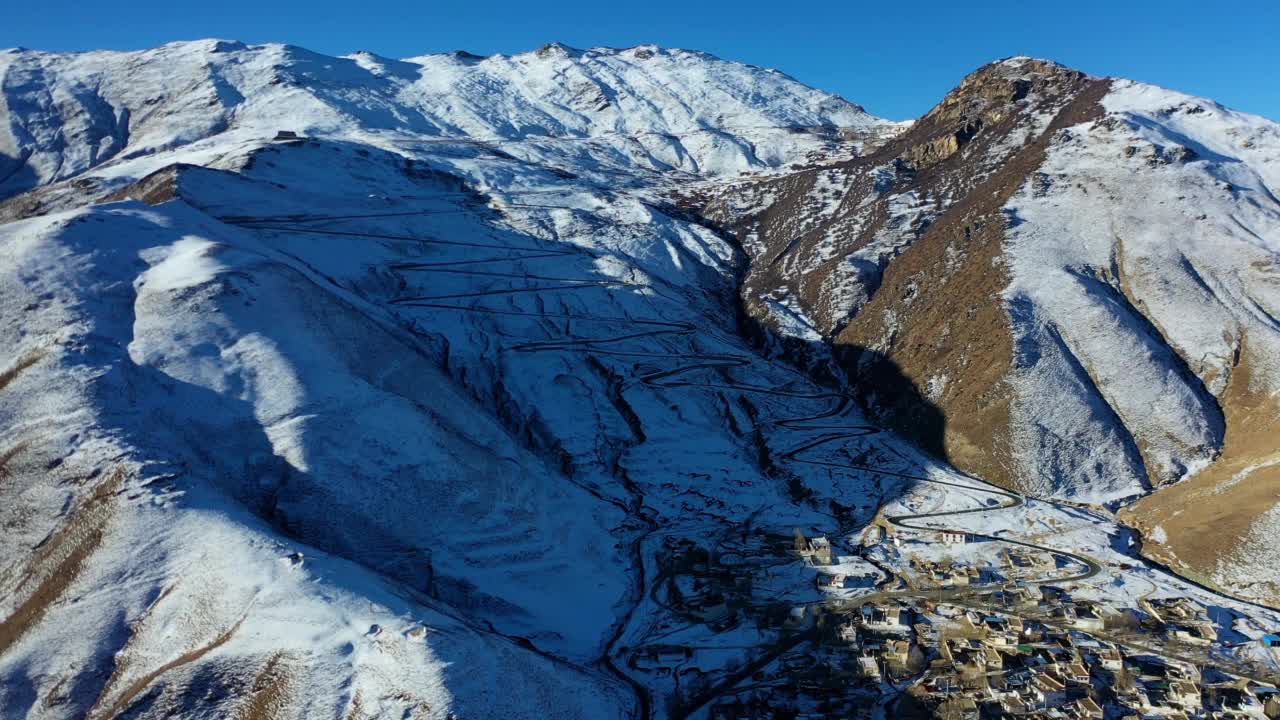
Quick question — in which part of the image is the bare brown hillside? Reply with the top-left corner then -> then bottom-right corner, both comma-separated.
707,59 -> 1110,489
1122,336 -> 1280,606
704,58 -> 1280,608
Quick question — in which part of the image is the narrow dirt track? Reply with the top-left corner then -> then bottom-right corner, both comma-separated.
231,214 -> 1105,719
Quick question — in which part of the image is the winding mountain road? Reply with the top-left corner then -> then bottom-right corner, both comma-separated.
230,209 -> 1105,719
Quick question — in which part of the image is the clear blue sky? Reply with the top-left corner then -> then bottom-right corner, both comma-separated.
3,0 -> 1277,121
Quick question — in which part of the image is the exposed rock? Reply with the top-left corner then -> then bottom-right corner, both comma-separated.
708,58 -> 1110,489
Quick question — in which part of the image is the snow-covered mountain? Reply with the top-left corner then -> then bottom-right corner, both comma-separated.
0,38 -> 889,203
707,57 -> 1280,604
2,39 -> 1279,720
0,39 -> 903,719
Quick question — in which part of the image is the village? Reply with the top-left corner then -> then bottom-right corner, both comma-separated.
623,522 -> 1280,720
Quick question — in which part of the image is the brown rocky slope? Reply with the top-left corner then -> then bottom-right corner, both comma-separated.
702,57 -> 1280,606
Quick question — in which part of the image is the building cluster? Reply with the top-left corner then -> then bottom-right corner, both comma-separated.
645,532 -> 1280,720
1001,547 -> 1057,581
705,602 -> 925,720
910,558 -> 988,588
661,537 -> 751,629
795,532 -> 835,565
865,523 -> 975,549
912,600 -> 1280,720
1142,597 -> 1221,645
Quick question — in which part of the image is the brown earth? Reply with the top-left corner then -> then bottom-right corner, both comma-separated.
834,77 -> 1110,484
235,653 -> 296,720
0,350 -> 43,393
708,59 -> 1110,490
705,59 -> 1280,608
0,466 -> 123,657
1121,336 -> 1280,605
89,612 -> 245,719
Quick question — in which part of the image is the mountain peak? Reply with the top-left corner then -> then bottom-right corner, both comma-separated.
532,41 -> 581,59
0,38 -> 889,200
911,55 -> 1092,143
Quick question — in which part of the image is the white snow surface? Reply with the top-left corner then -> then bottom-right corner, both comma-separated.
1002,78 -> 1280,502
0,40 -> 890,717
3,43 -> 1280,718
1216,502 -> 1280,605
0,39 -> 887,200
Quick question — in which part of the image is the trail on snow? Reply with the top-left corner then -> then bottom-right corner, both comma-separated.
225,208 -> 1111,718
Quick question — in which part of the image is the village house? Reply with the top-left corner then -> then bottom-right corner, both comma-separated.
1030,671 -> 1067,707
856,652 -> 882,681
794,531 -> 836,566
1171,622 -> 1217,645
1018,619 -> 1051,644
864,524 -> 885,546
1120,679 -> 1152,712
1003,548 -> 1055,578
882,639 -> 914,667
988,584 -> 1037,607
1091,644 -> 1124,671
1205,682 -> 1268,717
631,644 -> 692,673
817,572 -> 848,590
914,621 -> 939,646
1058,601 -> 1106,632
1167,679 -> 1205,713
1257,687 -> 1280,719
1142,597 -> 1210,625
809,536 -> 834,565
947,565 -> 981,587
964,611 -> 1024,636
884,527 -> 920,547
856,603 -> 912,633
1069,696 -> 1104,719
1038,585 -> 1071,607
995,696 -> 1030,716
1061,661 -> 1091,687
939,637 -> 989,671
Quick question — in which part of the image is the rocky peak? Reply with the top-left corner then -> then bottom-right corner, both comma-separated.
902,57 -> 1089,170
706,57 -> 1114,493
533,41 -> 580,59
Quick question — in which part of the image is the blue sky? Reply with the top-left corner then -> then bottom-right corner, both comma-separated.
4,0 -> 1277,121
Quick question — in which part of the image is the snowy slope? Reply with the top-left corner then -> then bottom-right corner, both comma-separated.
1002,78 -> 1280,594
1002,80 -> 1280,492
706,58 -> 1280,603
0,180 -> 649,698
0,39 -> 889,202
4,40 -> 1280,718
0,40 -> 899,718
711,59 -> 1280,500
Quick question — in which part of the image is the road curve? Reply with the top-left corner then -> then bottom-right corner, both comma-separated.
783,437 -> 1102,585
233,215 -> 1104,718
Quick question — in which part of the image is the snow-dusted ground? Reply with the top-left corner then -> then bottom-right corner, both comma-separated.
0,39 -> 891,202
0,40 -> 897,718
1003,80 -> 1280,501
2,40 -> 1279,719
